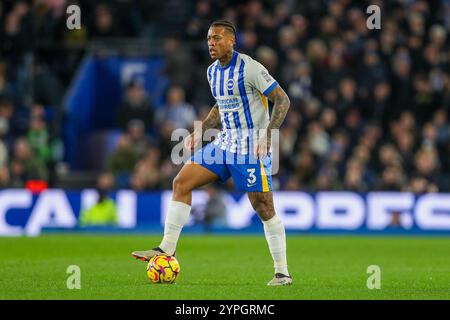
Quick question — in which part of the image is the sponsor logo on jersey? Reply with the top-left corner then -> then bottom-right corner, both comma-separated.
217,97 -> 240,111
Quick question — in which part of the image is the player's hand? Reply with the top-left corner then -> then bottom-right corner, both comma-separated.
184,131 -> 201,151
254,130 -> 271,159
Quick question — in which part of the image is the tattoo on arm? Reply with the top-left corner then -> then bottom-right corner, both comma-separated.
201,104 -> 221,132
267,86 -> 290,132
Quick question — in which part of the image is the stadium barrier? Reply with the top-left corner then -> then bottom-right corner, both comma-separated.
0,189 -> 450,236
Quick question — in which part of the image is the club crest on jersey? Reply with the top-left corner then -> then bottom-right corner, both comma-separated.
227,78 -> 235,90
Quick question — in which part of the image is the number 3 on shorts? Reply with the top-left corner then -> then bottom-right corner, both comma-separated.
247,168 -> 256,185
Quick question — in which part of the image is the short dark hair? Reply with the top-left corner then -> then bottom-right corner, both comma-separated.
210,20 -> 237,38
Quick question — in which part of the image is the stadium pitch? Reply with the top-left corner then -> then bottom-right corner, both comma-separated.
0,234 -> 449,300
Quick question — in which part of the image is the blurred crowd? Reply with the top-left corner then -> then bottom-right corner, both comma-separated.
2,0 -> 450,193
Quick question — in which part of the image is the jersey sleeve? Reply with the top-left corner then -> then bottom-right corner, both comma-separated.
207,64 -> 213,85
247,59 -> 279,97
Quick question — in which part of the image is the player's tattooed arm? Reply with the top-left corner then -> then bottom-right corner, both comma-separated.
185,104 -> 220,150
267,86 -> 290,132
201,104 -> 221,132
254,86 -> 290,158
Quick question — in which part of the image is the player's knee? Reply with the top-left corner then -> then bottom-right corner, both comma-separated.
251,201 -> 264,214
252,200 -> 275,221
172,174 -> 189,196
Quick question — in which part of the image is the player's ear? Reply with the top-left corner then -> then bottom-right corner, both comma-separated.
230,35 -> 236,47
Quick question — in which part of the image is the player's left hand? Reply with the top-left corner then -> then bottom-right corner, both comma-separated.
254,129 -> 271,159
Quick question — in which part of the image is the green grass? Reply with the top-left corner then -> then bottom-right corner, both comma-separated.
0,234 -> 449,299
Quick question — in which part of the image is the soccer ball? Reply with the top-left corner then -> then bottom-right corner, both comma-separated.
146,254 -> 180,284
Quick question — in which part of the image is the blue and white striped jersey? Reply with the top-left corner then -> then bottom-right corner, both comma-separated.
207,51 -> 278,155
